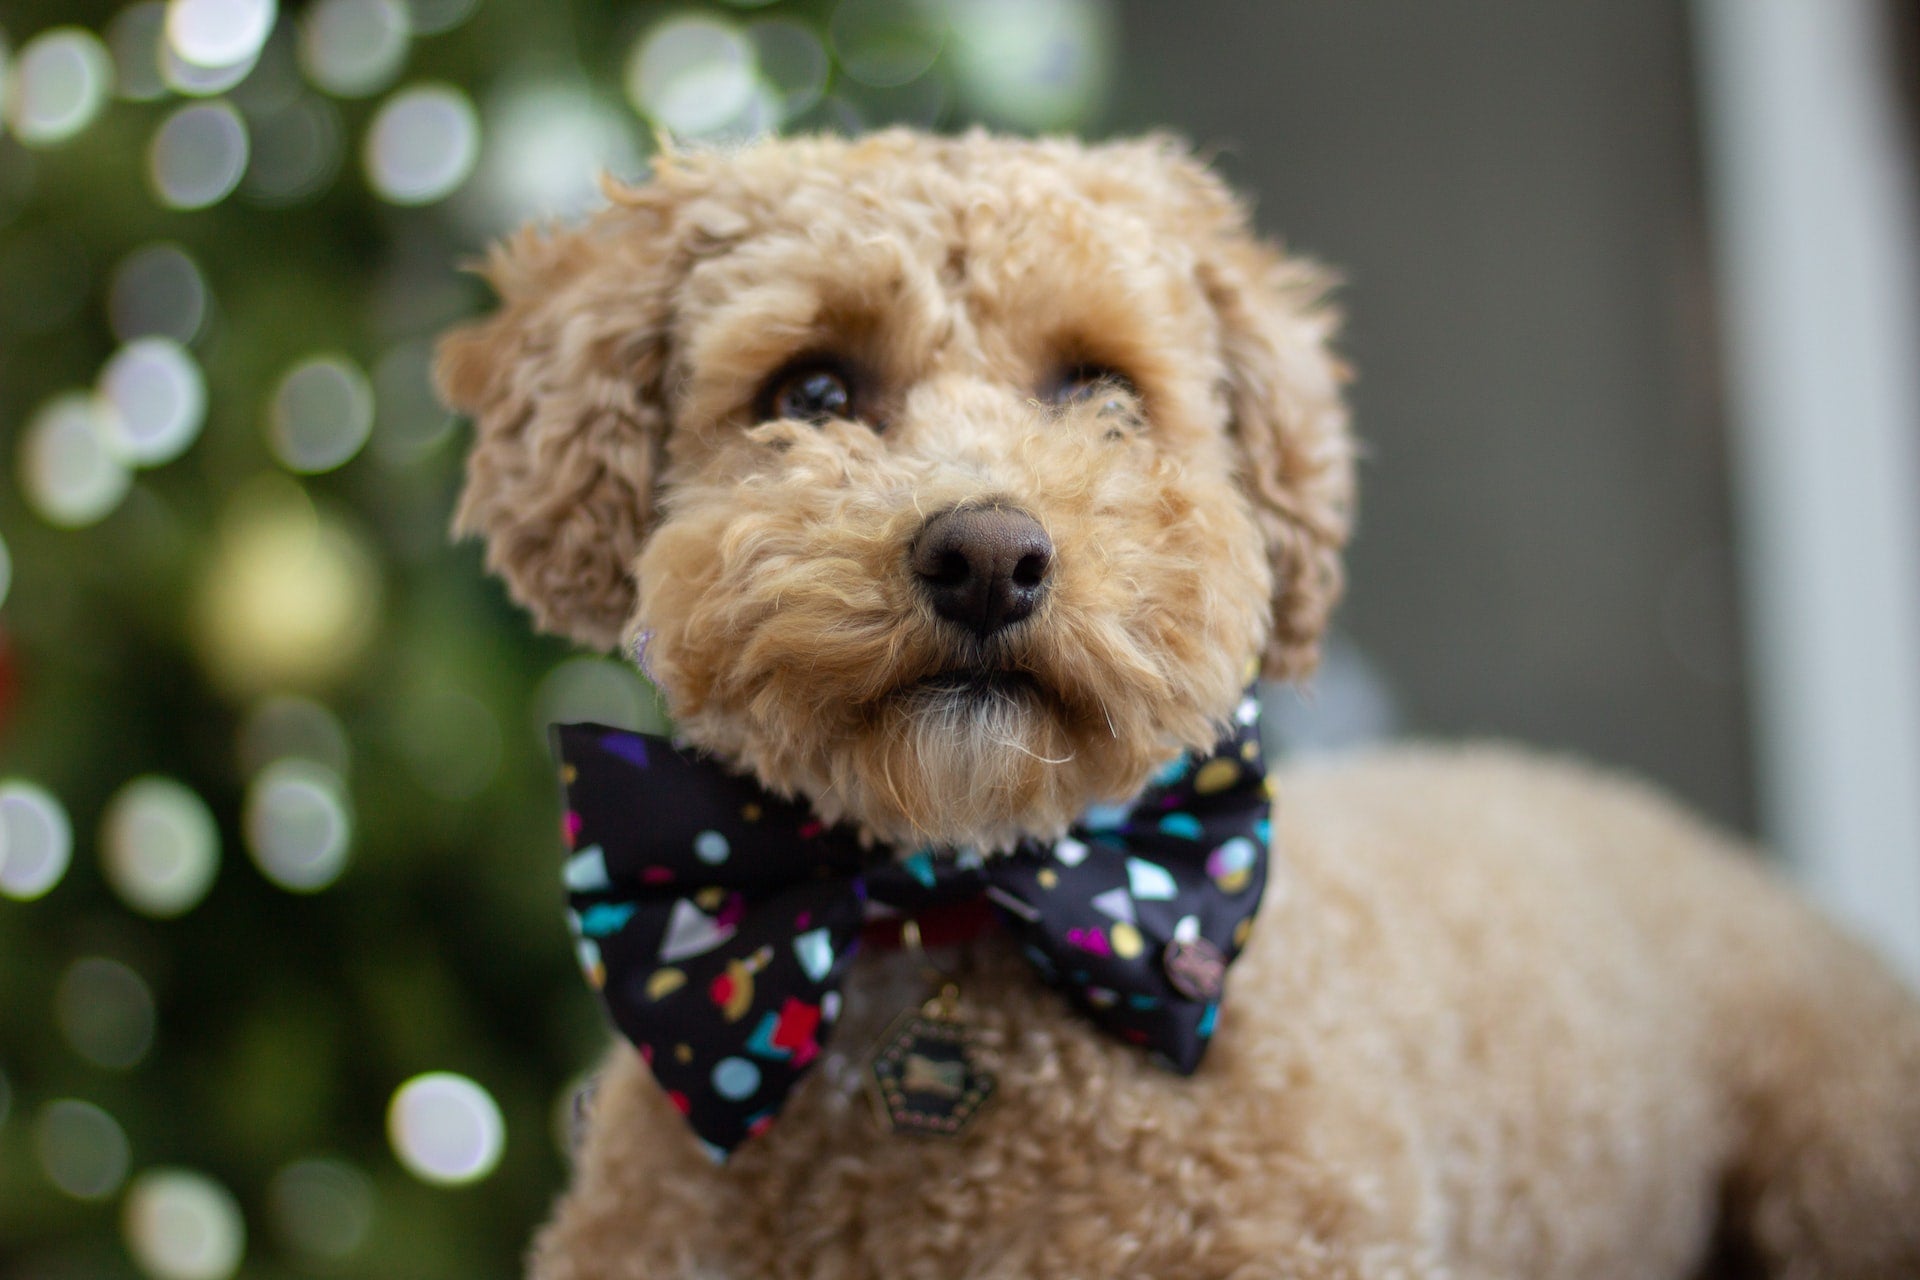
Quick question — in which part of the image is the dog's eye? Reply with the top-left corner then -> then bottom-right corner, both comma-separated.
760,360 -> 856,426
1047,363 -> 1134,405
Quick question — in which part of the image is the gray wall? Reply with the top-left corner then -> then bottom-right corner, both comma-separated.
1108,2 -> 1754,832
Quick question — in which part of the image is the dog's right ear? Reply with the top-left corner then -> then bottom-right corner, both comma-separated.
436,183 -> 702,650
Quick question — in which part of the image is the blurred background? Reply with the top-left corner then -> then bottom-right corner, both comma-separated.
1,1 -> 1916,1275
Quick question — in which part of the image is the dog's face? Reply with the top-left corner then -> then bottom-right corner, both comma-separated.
439,131 -> 1351,850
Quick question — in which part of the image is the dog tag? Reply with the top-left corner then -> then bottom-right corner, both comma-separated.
869,985 -> 995,1138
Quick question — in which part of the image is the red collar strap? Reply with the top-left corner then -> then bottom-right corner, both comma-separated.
860,894 -> 1000,951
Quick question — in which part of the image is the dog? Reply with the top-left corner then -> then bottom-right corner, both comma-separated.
438,130 -> 1920,1279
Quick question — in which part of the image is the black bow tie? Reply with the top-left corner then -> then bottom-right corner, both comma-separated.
551,694 -> 1272,1159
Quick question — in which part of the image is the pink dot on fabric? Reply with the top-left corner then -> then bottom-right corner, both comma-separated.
798,820 -> 825,839
565,812 -> 583,845
795,911 -> 811,929
643,866 -> 674,884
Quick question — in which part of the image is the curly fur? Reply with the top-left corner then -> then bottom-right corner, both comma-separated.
439,130 -> 1920,1278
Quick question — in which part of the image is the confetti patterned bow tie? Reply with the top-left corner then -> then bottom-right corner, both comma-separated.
551,693 -> 1273,1159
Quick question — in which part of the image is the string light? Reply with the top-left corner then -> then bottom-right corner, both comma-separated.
109,244 -> 211,346
626,16 -> 756,138
245,759 -> 352,892
268,354 -> 374,473
101,776 -> 222,917
194,477 -> 383,693
123,1168 -> 247,1280
108,4 -> 171,102
34,1099 -> 130,1200
299,0 -> 411,99
364,83 -> 479,205
165,0 -> 277,72
99,338 -> 208,465
149,100 -> 251,209
8,28 -> 114,147
387,1073 -> 504,1185
19,392 -> 132,528
56,957 -> 158,1070
0,780 -> 74,900
268,1157 -> 374,1259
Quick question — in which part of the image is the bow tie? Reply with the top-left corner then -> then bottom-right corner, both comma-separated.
551,693 -> 1273,1159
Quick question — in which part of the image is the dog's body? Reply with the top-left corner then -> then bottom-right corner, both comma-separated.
439,131 -> 1920,1279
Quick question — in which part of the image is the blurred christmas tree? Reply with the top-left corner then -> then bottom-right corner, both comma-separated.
0,0 -> 1114,1275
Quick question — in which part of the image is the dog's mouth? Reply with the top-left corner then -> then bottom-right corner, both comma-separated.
901,667 -> 1042,705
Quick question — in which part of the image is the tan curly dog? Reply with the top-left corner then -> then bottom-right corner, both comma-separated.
438,130 -> 1920,1279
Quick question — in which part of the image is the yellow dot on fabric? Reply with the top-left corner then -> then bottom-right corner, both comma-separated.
1234,917 -> 1253,948
1242,656 -> 1259,684
1261,776 -> 1277,801
1216,868 -> 1251,894
674,1044 -> 693,1064
1037,868 -> 1058,890
645,968 -> 685,1000
1110,922 -> 1144,959
694,886 -> 725,911
561,765 -> 577,784
1241,741 -> 1259,761
1193,759 -> 1240,795
741,802 -> 761,822
588,962 -> 606,989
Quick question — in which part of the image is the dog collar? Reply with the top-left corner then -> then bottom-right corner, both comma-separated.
550,692 -> 1273,1159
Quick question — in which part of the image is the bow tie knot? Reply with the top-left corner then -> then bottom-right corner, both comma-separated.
553,693 -> 1272,1157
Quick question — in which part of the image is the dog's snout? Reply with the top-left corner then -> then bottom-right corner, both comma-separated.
910,506 -> 1053,638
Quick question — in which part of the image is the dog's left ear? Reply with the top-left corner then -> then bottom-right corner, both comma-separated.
1196,224 -> 1356,682
435,168 -> 729,650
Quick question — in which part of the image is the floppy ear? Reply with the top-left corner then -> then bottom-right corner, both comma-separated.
435,190 -> 691,650
1198,234 -> 1356,681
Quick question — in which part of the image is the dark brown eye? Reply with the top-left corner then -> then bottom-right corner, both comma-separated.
760,359 -> 855,425
1047,363 -> 1134,405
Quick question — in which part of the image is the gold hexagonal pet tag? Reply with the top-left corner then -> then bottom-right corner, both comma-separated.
869,986 -> 995,1137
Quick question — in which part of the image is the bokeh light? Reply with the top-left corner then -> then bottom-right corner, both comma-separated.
0,779 -> 74,900
34,1099 -> 130,1200
238,695 -> 352,777
166,0 -> 277,72
405,0 -> 478,36
56,956 -> 158,1070
102,776 -> 222,917
99,338 -> 208,466
242,93 -> 344,205
534,656 -> 672,740
268,354 -> 374,473
109,243 -> 210,346
195,478 -> 383,693
267,1157 -> 374,1260
364,83 -> 480,205
8,28 -> 114,147
371,338 -> 456,462
829,0 -> 945,89
387,1072 -> 504,1185
626,16 -> 756,138
948,0 -> 1112,130
300,0 -> 411,99
19,392 -> 132,528
464,82 -> 640,235
161,40 -> 259,98
750,19 -> 829,122
122,1168 -> 247,1280
150,101 -> 251,209
245,759 -> 353,892
109,4 -> 171,103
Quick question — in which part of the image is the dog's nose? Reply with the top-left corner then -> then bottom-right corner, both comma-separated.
910,506 -> 1053,637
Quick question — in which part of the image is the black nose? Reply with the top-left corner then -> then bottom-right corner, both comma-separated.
909,506 -> 1053,637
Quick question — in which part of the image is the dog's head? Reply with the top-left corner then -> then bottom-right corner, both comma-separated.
439,130 -> 1352,851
